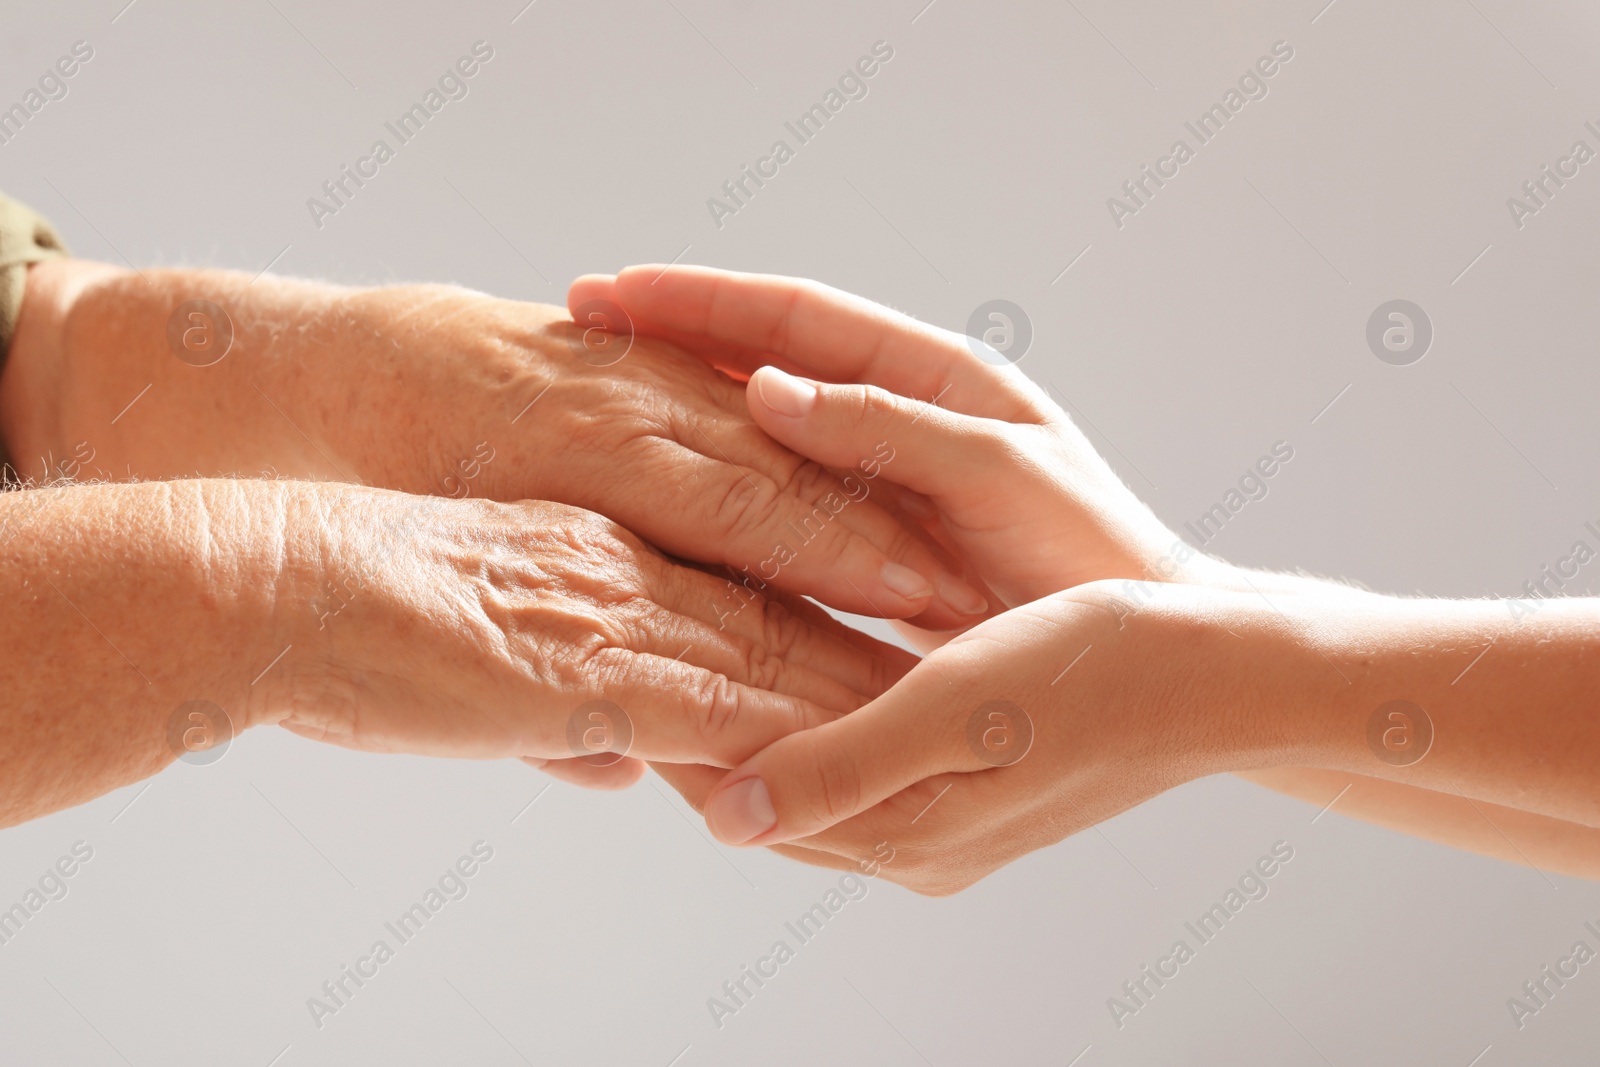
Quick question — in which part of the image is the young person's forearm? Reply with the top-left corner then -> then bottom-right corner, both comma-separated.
1181,556 -> 1580,871
0,479 -> 301,826
1240,593 -> 1600,830
1240,767 -> 1600,880
1182,553 -> 1383,600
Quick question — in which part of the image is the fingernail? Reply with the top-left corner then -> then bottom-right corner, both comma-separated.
938,574 -> 989,616
755,367 -> 817,418
880,561 -> 934,601
707,777 -> 776,845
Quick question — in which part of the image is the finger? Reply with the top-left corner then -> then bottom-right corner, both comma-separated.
650,760 -> 724,810
522,754 -> 647,790
684,398 -> 978,607
527,318 -> 988,627
696,662 -> 1019,845
658,755 -> 951,859
745,365 -> 1013,506
758,587 -> 925,692
628,599 -> 870,714
762,585 -> 925,668
570,268 -> 1043,422
653,562 -> 920,701
586,648 -> 845,768
637,438 -> 987,626
652,763 -> 915,879
568,273 -> 757,380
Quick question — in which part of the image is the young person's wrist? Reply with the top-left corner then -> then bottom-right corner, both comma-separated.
1119,583 -> 1355,776
1050,580 -> 1332,780
1280,595 -> 1600,825
1217,592 -> 1515,788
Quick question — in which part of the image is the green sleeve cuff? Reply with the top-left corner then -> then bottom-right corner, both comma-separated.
0,192 -> 68,484
0,191 -> 69,361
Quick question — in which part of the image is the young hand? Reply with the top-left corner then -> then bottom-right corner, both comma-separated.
568,266 -> 1220,613
654,582 -> 1271,895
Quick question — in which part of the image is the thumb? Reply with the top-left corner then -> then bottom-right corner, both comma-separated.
701,665 -> 1033,845
745,365 -> 1008,503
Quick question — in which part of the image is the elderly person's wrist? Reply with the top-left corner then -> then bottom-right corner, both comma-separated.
322,284 -> 571,498
0,258 -> 126,478
5,262 -> 355,484
0,477 -> 310,824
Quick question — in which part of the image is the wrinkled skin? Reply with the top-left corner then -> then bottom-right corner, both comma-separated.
266,487 -> 920,788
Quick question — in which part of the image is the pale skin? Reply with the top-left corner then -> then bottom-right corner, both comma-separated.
571,265 -> 1600,893
0,258 -> 932,825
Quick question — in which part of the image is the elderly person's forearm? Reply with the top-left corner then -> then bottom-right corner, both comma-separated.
0,478 -> 294,826
2,258 -> 377,484
0,475 -> 914,827
1,258 -> 986,627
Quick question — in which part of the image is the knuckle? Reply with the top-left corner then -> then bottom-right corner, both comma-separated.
738,639 -> 785,692
708,471 -> 785,543
842,383 -> 899,429
781,481 -> 858,570
690,671 -> 745,754
871,516 -> 929,576
864,653 -> 898,699
577,641 -> 632,695
758,596 -> 804,659
800,739 -> 862,828
607,598 -> 662,654
778,457 -> 835,505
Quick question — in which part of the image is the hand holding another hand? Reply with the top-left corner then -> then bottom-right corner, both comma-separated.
568,266 -> 1218,616
657,581 -> 1279,895
573,265 -> 1272,892
322,286 -> 988,630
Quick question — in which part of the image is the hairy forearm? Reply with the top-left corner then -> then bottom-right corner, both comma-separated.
0,259 -> 560,493
4,260 -> 332,482
0,478 -> 303,826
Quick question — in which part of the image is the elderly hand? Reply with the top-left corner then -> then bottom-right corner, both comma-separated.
3,263 -> 987,631
328,286 -> 991,629
266,485 -> 920,789
0,476 -> 916,826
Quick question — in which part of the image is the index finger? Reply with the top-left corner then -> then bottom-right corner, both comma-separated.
568,266 -> 1044,422
585,648 -> 844,768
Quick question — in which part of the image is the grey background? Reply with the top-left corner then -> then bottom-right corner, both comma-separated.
2,0 -> 1598,1063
